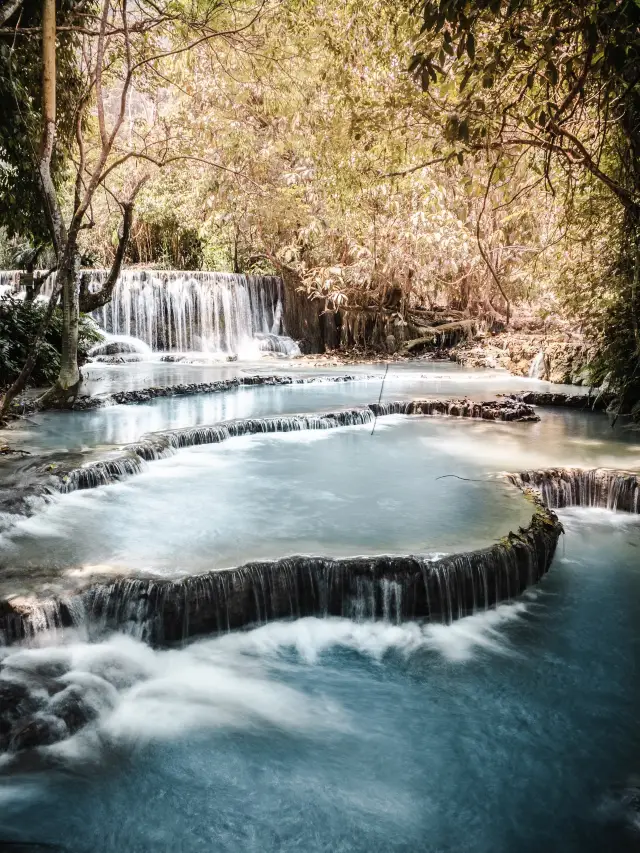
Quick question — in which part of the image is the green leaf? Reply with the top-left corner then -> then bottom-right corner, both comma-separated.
466,32 -> 475,60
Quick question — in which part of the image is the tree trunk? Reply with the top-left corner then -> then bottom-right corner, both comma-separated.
38,245 -> 81,406
57,247 -> 81,395
79,200 -> 135,313
39,0 -> 65,253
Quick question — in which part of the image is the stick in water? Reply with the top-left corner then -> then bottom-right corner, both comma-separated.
371,363 -> 390,436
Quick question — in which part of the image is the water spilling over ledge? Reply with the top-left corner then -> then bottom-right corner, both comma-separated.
93,270 -> 287,353
52,398 -> 539,493
0,488 -> 561,648
3,398 -> 640,755
2,269 -> 301,357
3,462 -> 640,754
7,372 -> 370,417
509,469 -> 640,512
3,464 -> 640,653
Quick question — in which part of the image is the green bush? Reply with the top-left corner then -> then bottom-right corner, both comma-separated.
0,295 -> 103,389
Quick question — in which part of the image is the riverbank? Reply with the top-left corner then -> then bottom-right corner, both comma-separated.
295,332 -> 593,385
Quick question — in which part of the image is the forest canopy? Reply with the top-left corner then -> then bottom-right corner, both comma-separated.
0,0 -> 638,411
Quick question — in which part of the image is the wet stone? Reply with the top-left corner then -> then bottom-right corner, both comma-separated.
0,680 -> 41,747
48,684 -> 100,735
506,391 -> 614,411
9,713 -> 69,751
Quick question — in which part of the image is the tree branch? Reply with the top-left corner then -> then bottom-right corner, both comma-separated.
79,178 -> 148,312
380,156 -> 448,178
0,0 -> 22,26
477,159 -> 510,325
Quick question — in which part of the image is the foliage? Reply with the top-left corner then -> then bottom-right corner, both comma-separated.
0,0 -> 85,244
0,227 -> 13,267
412,0 -> 640,406
412,0 -> 640,204
0,295 -> 102,388
4,0 -> 640,409
80,0 -> 570,324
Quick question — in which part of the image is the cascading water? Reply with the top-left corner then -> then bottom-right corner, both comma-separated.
50,398 -> 538,494
0,269 -> 22,298
89,269 -> 296,354
0,499 -> 561,646
528,350 -> 546,379
0,268 -> 301,357
510,468 -> 640,512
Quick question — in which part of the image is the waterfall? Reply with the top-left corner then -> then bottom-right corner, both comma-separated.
0,270 -> 22,301
0,499 -> 562,646
0,268 -> 300,356
528,350 -> 546,379
90,269 -> 289,353
510,469 -> 640,513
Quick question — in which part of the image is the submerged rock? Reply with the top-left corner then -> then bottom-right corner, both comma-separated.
90,354 -> 143,364
405,398 -> 539,422
0,665 -> 119,753
0,680 -> 43,748
69,373 -> 373,411
8,373 -> 375,416
47,684 -> 101,735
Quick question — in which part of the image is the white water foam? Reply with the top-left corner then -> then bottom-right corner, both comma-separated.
0,606 -> 533,765
222,607 -> 529,664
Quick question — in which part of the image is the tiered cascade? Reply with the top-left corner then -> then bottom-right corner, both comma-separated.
52,398 -> 539,493
0,269 -> 300,356
0,496 -> 561,645
90,270 -> 287,353
509,468 -> 640,512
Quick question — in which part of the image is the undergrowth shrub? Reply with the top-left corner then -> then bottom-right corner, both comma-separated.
0,295 -> 103,388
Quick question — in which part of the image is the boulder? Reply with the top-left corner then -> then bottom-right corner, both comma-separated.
9,713 -> 68,751
0,680 -> 42,748
92,354 -> 143,364
47,683 -> 100,735
90,341 -> 140,356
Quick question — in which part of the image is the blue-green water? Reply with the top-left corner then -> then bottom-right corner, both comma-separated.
1,514 -> 640,852
0,417 -> 535,581
1,365 -> 640,852
8,361 -> 580,453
